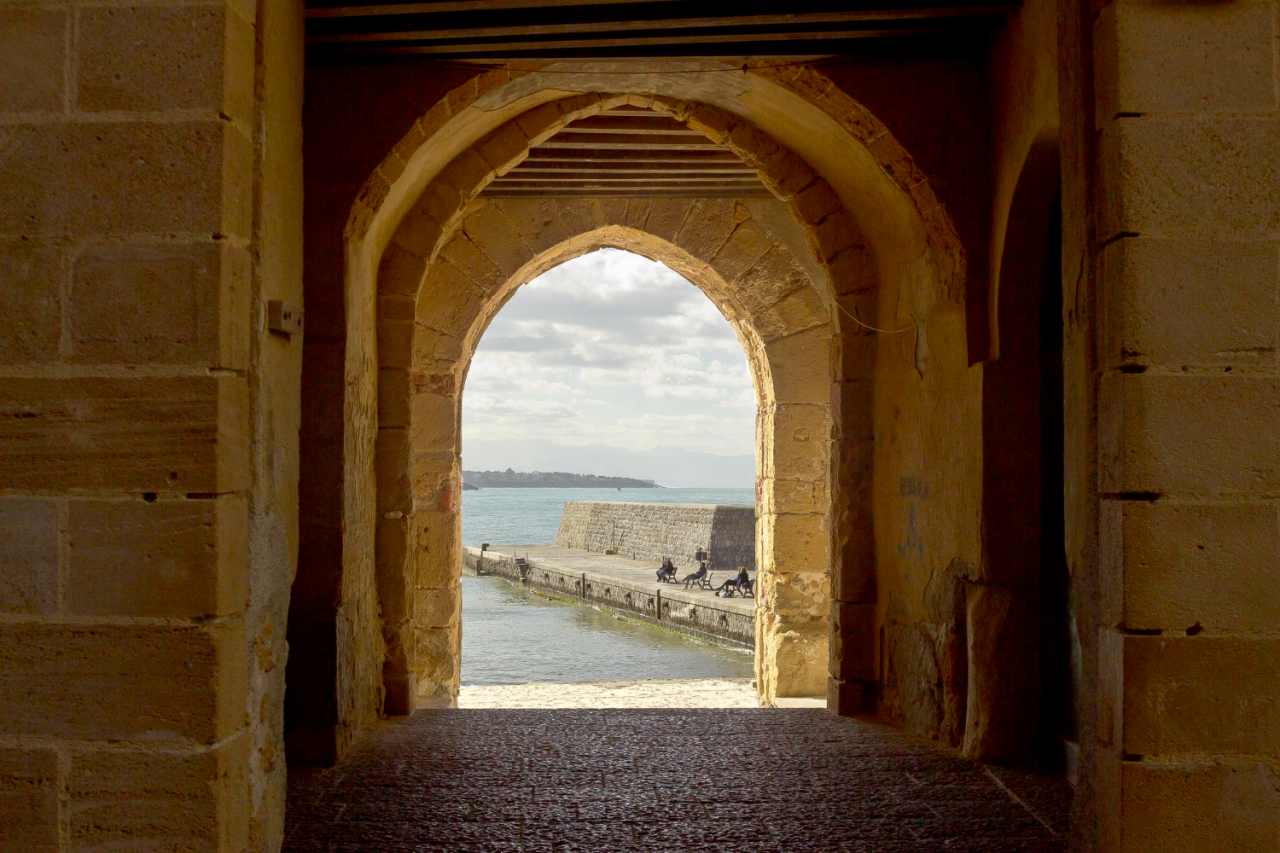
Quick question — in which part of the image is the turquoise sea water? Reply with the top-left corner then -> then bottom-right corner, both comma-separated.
461,575 -> 754,685
461,486 -> 755,546
460,487 -> 757,684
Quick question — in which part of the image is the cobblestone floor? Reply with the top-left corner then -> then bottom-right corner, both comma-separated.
285,709 -> 1070,852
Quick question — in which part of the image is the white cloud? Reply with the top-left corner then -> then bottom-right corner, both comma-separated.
461,249 -> 756,483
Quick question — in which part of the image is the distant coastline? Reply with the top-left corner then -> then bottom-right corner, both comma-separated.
463,469 -> 660,489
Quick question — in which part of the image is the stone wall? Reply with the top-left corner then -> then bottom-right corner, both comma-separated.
554,502 -> 756,572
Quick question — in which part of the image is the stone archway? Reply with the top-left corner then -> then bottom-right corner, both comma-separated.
379,203 -> 836,709
301,66 -> 970,752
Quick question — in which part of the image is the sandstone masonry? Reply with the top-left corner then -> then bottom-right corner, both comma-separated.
554,501 -> 756,572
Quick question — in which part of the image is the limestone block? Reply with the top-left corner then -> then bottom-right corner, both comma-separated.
794,180 -> 841,226
643,198 -> 691,243
1119,760 -> 1280,853
732,247 -> 809,317
1101,238 -> 1278,371
475,122 -> 529,176
758,570 -> 827,619
416,260 -> 485,332
763,512 -> 830,575
768,403 -> 832,483
409,391 -> 458,457
755,288 -> 827,342
767,478 -> 827,516
413,510 -> 458,589
0,747 -> 59,849
69,241 -> 249,369
812,210 -> 863,262
1095,2 -> 1278,117
765,624 -> 828,697
377,317 -> 413,368
1099,373 -> 1280,496
378,368 -> 410,428
439,231 -> 505,295
837,329 -> 878,382
78,4 -> 252,120
0,9 -> 64,112
709,218 -> 774,283
462,203 -> 529,276
1122,636 -> 1280,757
389,214 -> 441,266
415,585 -> 460,628
439,150 -> 495,204
673,198 -> 738,262
0,375 -> 248,493
962,583 -> 1037,763
766,328 -> 834,406
1105,501 -> 1279,633
68,736 -> 249,851
375,428 -> 412,514
412,326 -> 464,368
830,602 -> 876,681
376,512 -> 414,615
0,499 -> 58,614
827,243 -> 877,296
1100,117 -> 1280,239
0,621 -> 246,742
0,239 -> 60,364
66,496 -> 246,618
413,625 -> 459,695
0,121 -> 247,238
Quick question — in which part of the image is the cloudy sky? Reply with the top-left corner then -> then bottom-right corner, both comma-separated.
461,249 -> 756,488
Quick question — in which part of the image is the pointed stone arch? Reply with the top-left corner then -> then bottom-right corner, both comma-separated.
378,197 -> 838,709
304,65 -> 971,746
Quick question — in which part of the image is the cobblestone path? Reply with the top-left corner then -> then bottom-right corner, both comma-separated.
285,709 -> 1069,852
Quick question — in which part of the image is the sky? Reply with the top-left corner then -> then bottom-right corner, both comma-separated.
461,249 -> 757,488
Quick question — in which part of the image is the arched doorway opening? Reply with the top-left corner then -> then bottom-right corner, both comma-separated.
288,65 -> 970,765
458,247 -> 761,705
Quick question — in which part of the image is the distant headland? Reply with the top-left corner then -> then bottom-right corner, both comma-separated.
462,469 -> 660,489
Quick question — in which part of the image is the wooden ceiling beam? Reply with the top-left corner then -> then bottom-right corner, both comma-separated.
510,165 -> 757,175
307,7 -> 1010,42
481,187 -> 774,198
525,149 -> 741,164
491,175 -> 763,185
561,116 -> 701,135
538,132 -> 718,149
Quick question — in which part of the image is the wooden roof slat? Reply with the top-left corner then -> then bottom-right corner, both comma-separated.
482,188 -> 774,198
307,7 -> 1010,42
491,175 -> 763,185
561,115 -> 702,135
525,149 -> 742,164
510,165 -> 757,175
538,132 -> 719,150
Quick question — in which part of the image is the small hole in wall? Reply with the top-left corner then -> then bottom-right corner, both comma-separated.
142,492 -> 157,503
1185,622 -> 1203,636
167,471 -> 179,483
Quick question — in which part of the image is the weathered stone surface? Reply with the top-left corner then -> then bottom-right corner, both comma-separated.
68,737 -> 250,851
0,376 -> 249,493
555,501 -> 755,572
69,241 -> 249,368
0,747 -> 59,850
66,496 -> 247,618
285,709 -> 1068,849
0,499 -> 58,615
962,584 -> 1038,763
1105,500 -> 1279,633
0,8 -> 65,113
1122,636 -> 1280,758
0,239 -> 60,364
0,621 -> 246,743
1119,760 -> 1279,853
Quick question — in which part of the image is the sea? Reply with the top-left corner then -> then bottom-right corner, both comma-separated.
460,486 -> 756,686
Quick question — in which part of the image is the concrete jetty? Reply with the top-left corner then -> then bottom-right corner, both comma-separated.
462,544 -> 755,648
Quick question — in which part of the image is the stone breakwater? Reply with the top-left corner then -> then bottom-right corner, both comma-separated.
554,501 -> 755,571
462,545 -> 755,648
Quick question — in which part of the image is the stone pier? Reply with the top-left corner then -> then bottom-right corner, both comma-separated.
463,545 -> 755,648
